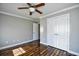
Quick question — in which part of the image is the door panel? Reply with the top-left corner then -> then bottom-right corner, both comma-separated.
56,15 -> 69,50
47,16 -> 58,47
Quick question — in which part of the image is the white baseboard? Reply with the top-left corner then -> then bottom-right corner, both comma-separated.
33,39 -> 39,40
68,50 -> 79,56
40,42 -> 48,45
0,39 -> 36,50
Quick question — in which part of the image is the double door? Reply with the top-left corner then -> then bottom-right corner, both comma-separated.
47,14 -> 69,51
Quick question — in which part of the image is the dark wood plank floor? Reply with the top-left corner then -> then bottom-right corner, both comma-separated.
0,40 -> 76,56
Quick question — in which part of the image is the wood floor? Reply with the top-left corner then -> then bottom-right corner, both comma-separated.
0,40 -> 76,56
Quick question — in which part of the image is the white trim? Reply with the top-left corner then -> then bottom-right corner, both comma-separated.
40,5 -> 79,19
0,39 -> 36,50
68,13 -> 70,52
40,42 -> 48,45
68,50 -> 79,56
0,11 -> 35,22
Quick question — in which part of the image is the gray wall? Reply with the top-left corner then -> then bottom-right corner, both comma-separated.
0,13 -> 33,48
40,19 -> 47,44
70,8 -> 79,53
40,7 -> 79,54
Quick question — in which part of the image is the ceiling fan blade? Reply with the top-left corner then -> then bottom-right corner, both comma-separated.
35,9 -> 42,14
27,3 -> 32,7
18,7 -> 29,9
30,12 -> 32,15
34,3 -> 45,8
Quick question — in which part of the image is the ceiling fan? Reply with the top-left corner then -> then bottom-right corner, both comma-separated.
18,3 -> 45,15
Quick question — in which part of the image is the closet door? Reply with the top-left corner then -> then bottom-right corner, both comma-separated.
47,14 -> 69,51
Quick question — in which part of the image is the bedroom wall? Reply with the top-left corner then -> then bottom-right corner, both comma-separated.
40,7 -> 79,54
40,18 -> 47,44
69,7 -> 79,53
0,13 -> 33,49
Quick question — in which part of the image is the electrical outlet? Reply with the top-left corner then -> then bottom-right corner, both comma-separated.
6,41 -> 8,44
17,40 -> 19,42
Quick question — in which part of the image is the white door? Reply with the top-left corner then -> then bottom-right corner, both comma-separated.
47,14 -> 69,51
33,23 -> 38,40
47,18 -> 57,47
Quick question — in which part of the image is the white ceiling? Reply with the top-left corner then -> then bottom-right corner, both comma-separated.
0,3 -> 79,20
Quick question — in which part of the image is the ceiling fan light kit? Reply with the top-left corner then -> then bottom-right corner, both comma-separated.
29,7 -> 35,12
